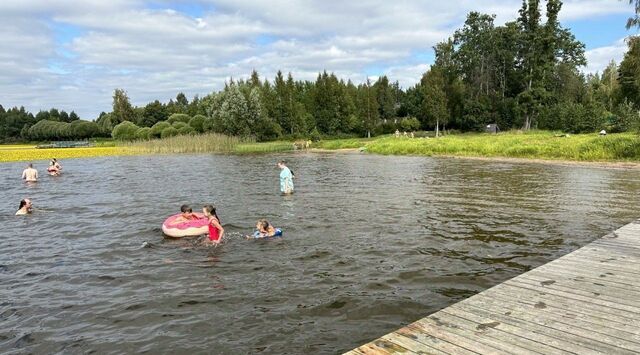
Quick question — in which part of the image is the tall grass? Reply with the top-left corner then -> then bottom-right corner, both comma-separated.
311,137 -> 377,150
234,141 -> 295,154
126,133 -> 243,154
365,131 -> 640,161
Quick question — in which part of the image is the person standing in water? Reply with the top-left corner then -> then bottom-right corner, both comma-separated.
21,163 -> 38,182
16,199 -> 33,215
277,160 -> 294,195
203,204 -> 224,244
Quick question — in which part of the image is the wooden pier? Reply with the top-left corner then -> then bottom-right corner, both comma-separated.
347,221 -> 640,354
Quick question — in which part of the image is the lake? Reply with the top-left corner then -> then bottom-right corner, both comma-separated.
1,153 -> 639,354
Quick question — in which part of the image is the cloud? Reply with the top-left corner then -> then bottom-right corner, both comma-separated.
0,0 -> 635,118
584,38 -> 628,74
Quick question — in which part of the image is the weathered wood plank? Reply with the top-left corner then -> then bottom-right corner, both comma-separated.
347,220 -> 640,354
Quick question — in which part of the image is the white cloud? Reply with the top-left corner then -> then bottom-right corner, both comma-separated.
0,0 -> 635,118
584,38 -> 628,74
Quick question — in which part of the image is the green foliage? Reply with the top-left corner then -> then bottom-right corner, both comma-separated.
189,114 -> 206,133
177,125 -> 195,135
112,121 -> 140,140
167,113 -> 191,124
135,127 -> 152,140
400,117 -> 421,131
161,126 -> 179,139
112,89 -> 135,124
150,121 -> 171,138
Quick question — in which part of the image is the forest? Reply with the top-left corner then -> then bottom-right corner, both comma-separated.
1,0 -> 639,143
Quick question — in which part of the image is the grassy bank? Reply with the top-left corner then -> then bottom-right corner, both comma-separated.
2,131 -> 640,163
359,131 -> 640,161
0,134 -> 295,163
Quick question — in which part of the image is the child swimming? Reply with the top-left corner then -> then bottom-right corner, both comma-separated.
248,219 -> 282,239
203,204 -> 224,244
171,204 -> 200,225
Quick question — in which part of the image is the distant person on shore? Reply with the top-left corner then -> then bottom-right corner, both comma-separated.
21,163 -> 38,182
16,199 -> 33,215
203,204 -> 224,244
248,219 -> 277,239
277,160 -> 294,194
395,129 -> 400,138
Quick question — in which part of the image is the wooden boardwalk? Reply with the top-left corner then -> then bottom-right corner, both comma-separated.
347,221 -> 640,354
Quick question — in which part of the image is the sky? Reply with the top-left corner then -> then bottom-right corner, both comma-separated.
0,0 -> 637,119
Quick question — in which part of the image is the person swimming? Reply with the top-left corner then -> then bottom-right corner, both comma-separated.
277,160 -> 294,194
203,204 -> 224,244
47,160 -> 60,176
16,199 -> 33,215
248,219 -> 279,239
21,163 -> 38,182
171,205 -> 200,225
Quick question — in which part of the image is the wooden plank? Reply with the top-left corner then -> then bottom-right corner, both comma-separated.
464,289 -> 640,346
454,302 -> 639,354
418,311 -> 571,355
506,278 -> 640,312
522,274 -> 640,298
347,221 -> 640,354
477,284 -> 640,332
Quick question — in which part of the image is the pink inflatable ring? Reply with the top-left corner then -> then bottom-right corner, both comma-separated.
162,213 -> 208,238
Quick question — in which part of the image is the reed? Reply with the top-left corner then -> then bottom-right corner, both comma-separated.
126,133 -> 243,154
233,141 -> 295,154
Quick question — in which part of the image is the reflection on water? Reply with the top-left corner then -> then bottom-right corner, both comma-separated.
1,153 -> 640,354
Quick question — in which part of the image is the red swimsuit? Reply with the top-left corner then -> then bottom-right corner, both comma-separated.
208,217 -> 221,242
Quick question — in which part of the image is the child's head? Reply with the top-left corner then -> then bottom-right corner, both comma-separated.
180,204 -> 192,214
203,204 -> 217,217
256,219 -> 270,231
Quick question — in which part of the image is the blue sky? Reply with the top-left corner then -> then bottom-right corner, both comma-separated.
0,0 -> 636,119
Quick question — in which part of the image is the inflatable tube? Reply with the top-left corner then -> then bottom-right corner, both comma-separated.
162,213 -> 208,238
252,228 -> 283,239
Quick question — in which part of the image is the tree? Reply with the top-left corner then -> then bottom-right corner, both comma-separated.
112,89 -> 135,124
167,113 -> 191,124
111,121 -> 140,140
139,100 -> 168,127
189,114 -> 206,133
421,68 -> 449,136
374,76 -> 396,120
627,0 -> 640,28
619,36 -> 640,107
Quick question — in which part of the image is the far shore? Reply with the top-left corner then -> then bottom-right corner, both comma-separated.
2,131 -> 640,169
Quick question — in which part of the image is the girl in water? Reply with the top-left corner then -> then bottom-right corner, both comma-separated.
277,160 -> 294,194
15,199 -> 33,215
248,219 -> 280,239
203,204 -> 224,244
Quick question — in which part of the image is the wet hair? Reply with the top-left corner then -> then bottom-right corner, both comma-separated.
257,219 -> 270,230
18,199 -> 27,210
204,204 -> 220,223
180,204 -> 192,213
27,163 -> 33,168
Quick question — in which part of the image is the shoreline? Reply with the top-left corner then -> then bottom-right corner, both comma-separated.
306,148 -> 640,169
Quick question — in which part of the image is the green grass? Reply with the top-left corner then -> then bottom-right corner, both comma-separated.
234,141 -> 295,154
311,137 -> 377,150
364,131 -> 640,161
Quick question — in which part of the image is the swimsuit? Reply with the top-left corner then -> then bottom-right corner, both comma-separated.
208,217 -> 221,242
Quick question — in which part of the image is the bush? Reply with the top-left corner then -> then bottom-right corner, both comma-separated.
150,121 -> 171,138
309,127 -> 322,142
167,113 -> 191,124
189,114 -> 206,133
135,127 -> 152,140
177,125 -> 195,135
400,117 -> 421,132
172,121 -> 188,130
112,121 -> 140,140
161,126 -> 179,139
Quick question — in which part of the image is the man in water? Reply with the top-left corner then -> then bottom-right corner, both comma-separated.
277,160 -> 294,194
21,163 -> 38,182
16,199 -> 33,215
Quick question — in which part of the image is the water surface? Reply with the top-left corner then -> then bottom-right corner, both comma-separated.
1,153 -> 639,354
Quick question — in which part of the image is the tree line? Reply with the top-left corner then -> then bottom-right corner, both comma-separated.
2,0 -> 640,143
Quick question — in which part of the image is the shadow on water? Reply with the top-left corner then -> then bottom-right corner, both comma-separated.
1,154 -> 640,353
